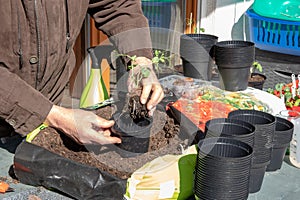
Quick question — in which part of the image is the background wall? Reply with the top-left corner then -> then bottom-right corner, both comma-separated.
200,0 -> 254,41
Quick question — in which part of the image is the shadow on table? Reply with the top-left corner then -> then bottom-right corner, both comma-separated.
282,155 -> 299,169
0,134 -> 24,154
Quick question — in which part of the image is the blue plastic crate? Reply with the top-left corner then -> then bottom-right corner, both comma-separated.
246,9 -> 300,56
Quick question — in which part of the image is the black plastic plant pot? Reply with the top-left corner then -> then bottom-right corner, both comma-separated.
266,145 -> 289,172
214,40 -> 255,91
195,180 -> 250,199
214,40 -> 255,65
217,64 -> 251,91
228,110 -> 275,142
205,118 -> 255,147
180,34 -> 218,57
112,112 -> 153,156
249,164 -> 268,193
228,110 -> 276,165
195,137 -> 252,200
180,34 -> 218,81
196,137 -> 253,164
182,58 -> 214,80
248,73 -> 267,90
273,116 -> 294,145
115,135 -> 151,157
113,112 -> 153,138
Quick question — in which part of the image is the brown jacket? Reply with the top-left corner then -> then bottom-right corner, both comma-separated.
0,0 -> 152,136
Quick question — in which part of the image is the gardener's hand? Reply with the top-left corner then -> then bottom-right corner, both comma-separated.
128,57 -> 164,113
44,105 -> 121,145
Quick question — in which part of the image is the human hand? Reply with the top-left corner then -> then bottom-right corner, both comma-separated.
44,105 -> 121,145
127,56 -> 164,113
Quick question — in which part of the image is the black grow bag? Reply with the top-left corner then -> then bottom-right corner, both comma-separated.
13,141 -> 126,200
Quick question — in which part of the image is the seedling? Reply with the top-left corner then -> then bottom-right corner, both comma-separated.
152,49 -> 171,74
117,54 -> 151,89
250,61 -> 263,74
118,50 -> 170,88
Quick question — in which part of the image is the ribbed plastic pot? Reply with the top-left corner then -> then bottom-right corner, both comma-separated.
248,162 -> 268,193
214,40 -> 255,65
214,40 -> 255,91
180,34 -> 218,80
205,118 -> 255,147
272,116 -> 294,145
194,137 -> 252,200
228,110 -> 276,165
112,112 -> 153,157
266,117 -> 294,171
266,144 -> 289,172
182,59 -> 214,81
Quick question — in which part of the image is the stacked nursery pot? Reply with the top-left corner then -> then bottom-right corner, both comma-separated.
194,137 -> 253,200
214,40 -> 255,91
266,116 -> 294,171
180,34 -> 218,81
112,111 -> 153,157
228,110 -> 276,193
205,118 -> 256,148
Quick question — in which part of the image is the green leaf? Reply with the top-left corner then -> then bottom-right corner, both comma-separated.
275,83 -> 284,91
152,57 -> 159,64
267,88 -> 274,93
141,67 -> 150,78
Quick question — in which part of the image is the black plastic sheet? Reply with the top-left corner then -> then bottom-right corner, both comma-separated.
13,141 -> 126,200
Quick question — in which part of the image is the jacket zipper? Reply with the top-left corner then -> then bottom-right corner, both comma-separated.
34,0 -> 41,89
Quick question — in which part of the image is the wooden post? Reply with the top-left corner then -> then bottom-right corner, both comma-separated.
185,0 -> 198,34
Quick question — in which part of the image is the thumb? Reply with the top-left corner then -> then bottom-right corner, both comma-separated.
97,119 -> 115,128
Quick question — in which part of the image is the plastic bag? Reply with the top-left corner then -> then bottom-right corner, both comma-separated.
13,141 -> 126,200
125,145 -> 197,200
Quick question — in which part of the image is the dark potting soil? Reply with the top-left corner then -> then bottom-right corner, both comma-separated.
32,105 -> 187,180
249,74 -> 265,82
128,94 -> 149,121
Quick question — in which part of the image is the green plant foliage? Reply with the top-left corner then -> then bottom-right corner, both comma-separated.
251,61 -> 263,73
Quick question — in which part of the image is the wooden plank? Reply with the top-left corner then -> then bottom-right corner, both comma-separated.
185,0 -> 198,33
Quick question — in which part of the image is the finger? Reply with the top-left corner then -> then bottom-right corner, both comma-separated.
146,84 -> 164,110
97,119 -> 115,128
102,129 -> 112,137
148,106 -> 156,117
140,83 -> 152,104
90,130 -> 122,144
97,136 -> 122,144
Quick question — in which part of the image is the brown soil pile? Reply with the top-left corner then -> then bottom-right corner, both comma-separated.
32,105 -> 189,180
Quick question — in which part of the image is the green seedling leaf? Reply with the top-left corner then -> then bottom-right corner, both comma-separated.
141,67 -> 150,78
152,57 -> 160,64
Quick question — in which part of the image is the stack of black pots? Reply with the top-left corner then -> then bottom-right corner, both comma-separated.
214,40 -> 255,91
205,118 -> 255,148
228,110 -> 276,193
180,34 -> 218,81
112,111 -> 153,157
194,137 -> 253,200
266,116 -> 294,171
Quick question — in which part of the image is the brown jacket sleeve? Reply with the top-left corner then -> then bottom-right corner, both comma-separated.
88,0 -> 153,60
0,65 -> 53,136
